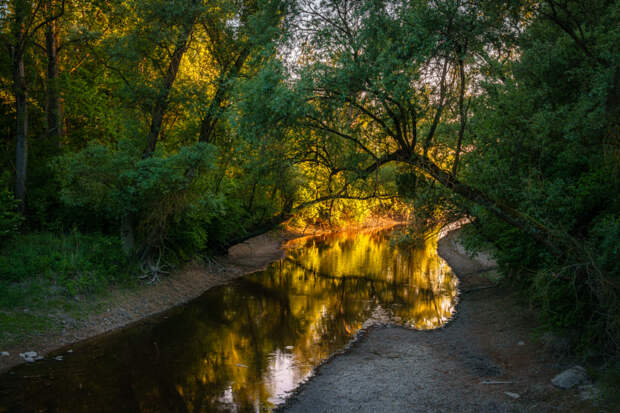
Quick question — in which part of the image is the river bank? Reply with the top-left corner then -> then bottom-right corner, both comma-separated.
0,230 -> 296,373
279,229 -> 597,412
0,225 -> 600,412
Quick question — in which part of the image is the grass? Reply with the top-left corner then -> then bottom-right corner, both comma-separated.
0,312 -> 57,348
597,361 -> 620,410
0,231 -> 138,347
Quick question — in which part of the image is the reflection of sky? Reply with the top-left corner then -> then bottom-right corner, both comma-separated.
217,387 -> 237,412
265,349 -> 311,406
218,349 -> 313,410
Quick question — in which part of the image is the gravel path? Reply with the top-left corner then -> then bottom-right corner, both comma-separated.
280,231 -> 594,413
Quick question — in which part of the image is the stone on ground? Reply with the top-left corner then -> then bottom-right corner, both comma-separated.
551,366 -> 588,389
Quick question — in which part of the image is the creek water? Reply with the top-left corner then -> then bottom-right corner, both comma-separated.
0,228 -> 458,412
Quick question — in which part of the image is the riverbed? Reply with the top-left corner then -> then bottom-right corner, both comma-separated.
0,227 -> 460,412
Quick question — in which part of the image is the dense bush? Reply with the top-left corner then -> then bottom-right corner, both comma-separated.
52,142 -> 219,255
460,0 -> 620,354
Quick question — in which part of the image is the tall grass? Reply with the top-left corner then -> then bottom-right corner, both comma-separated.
0,231 -> 137,309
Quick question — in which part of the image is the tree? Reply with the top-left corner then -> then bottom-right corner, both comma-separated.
277,0 -> 567,248
463,0 -> 619,350
44,0 -> 63,145
143,0 -> 203,157
198,0 -> 292,144
2,0 -> 65,209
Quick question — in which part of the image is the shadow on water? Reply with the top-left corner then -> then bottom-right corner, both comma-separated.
0,228 -> 457,412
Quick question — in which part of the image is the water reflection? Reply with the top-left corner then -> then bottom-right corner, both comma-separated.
0,228 -> 457,412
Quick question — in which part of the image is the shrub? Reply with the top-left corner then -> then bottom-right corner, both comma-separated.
52,141 -> 217,257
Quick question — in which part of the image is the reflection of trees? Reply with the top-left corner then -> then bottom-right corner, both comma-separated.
149,229 -> 458,411
2,229 -> 457,413
286,230 -> 457,329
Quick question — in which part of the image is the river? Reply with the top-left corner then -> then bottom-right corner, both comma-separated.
0,227 -> 458,412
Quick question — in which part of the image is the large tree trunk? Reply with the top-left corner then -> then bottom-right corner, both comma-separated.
349,146 -> 567,255
120,214 -> 136,256
13,48 -> 28,211
406,151 -> 565,256
143,23 -> 194,158
45,13 -> 63,146
198,47 -> 251,143
452,58 -> 467,176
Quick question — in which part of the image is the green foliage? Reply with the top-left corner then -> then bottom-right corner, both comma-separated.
165,192 -> 246,259
396,170 -> 460,226
586,215 -> 620,350
0,172 -> 23,242
461,0 -> 620,354
0,0 -> 618,364
0,312 -> 56,348
0,231 -> 136,307
0,0 -> 310,347
53,142 -> 218,251
230,60 -> 305,143
598,361 -> 620,409
389,227 -> 427,250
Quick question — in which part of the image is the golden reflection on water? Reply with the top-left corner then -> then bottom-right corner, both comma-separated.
0,228 -> 457,413
285,229 -> 458,329
172,229 -> 457,412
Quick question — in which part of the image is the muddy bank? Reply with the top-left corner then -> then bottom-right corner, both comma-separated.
0,230 -> 296,373
279,230 -> 595,413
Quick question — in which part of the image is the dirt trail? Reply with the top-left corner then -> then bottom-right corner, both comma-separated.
279,230 -> 595,413
0,230 -> 295,373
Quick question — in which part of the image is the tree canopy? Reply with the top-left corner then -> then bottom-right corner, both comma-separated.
1,0 -> 618,354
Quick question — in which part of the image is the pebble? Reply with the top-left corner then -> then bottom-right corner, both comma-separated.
504,392 -> 520,399
517,340 -> 525,346
118,309 -> 131,319
551,366 -> 589,389
19,351 -> 41,363
67,349 -> 73,353
20,351 -> 37,358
